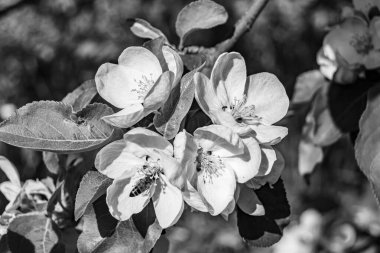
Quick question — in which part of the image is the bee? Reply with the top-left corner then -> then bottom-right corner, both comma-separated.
129,171 -> 158,197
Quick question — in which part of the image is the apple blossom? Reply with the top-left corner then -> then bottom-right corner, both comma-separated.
95,128 -> 185,228
95,46 -> 183,128
174,125 -> 261,217
320,15 -> 380,78
194,52 -> 289,145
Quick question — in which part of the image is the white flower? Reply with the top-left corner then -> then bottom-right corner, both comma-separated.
95,128 -> 185,228
95,46 -> 183,128
194,52 -> 289,145
174,125 -> 261,217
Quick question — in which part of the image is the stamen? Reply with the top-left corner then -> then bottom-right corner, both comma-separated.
229,95 -> 262,124
350,33 -> 373,55
196,148 -> 225,184
131,73 -> 155,100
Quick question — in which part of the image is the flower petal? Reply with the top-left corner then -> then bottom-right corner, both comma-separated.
173,130 -> 198,180
194,72 -> 223,116
220,199 -> 236,220
144,71 -> 174,111
323,17 -> 367,66
153,175 -> 184,228
317,45 -> 338,81
158,152 -> 184,189
210,109 -> 254,136
95,139 -> 143,179
0,181 -> 20,203
194,125 -> 245,157
257,145 -> 276,177
223,137 -> 261,183
124,127 -> 173,156
95,63 -> 143,108
237,184 -> 265,216
106,173 -> 153,221
245,72 -> 289,125
246,149 -> 284,189
250,124 -> 288,145
118,46 -> 162,80
211,52 -> 246,106
370,17 -> 380,50
364,50 -> 380,69
182,181 -> 209,212
197,166 -> 236,216
102,104 -> 145,128
162,46 -> 184,88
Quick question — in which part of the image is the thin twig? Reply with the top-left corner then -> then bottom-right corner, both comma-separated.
192,0 -> 270,74
0,0 -> 34,18
214,0 -> 269,55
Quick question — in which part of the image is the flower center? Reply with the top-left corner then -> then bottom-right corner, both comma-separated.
129,158 -> 163,197
131,74 -> 156,100
350,33 -> 374,55
223,95 -> 261,124
196,148 -> 225,184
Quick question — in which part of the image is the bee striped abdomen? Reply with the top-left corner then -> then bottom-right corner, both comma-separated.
129,176 -> 155,197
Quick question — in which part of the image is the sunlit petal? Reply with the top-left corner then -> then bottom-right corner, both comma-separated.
95,63 -> 143,108
197,166 -> 236,216
194,125 -> 245,157
162,46 -> 184,87
182,181 -> 209,212
124,128 -> 173,156
245,73 -> 289,125
118,46 -> 162,80
95,139 -> 143,179
153,175 -> 184,228
250,124 -> 288,145
106,173 -> 153,221
223,137 -> 261,183
194,72 -> 223,116
144,71 -> 174,111
211,52 -> 246,106
173,130 -> 198,180
102,104 -> 145,128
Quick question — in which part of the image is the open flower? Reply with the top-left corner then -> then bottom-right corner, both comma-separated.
95,128 -> 185,228
194,52 -> 289,145
95,46 -> 183,128
320,15 -> 380,78
174,125 -> 261,217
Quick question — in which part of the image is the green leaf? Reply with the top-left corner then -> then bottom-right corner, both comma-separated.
62,80 -> 98,113
129,18 -> 169,43
355,85 -> 380,202
0,156 -> 20,187
7,212 -> 61,253
175,0 -> 228,47
75,171 -> 113,221
42,152 -> 60,174
77,197 -> 162,253
237,179 -> 290,247
0,101 -> 114,153
328,79 -> 374,133
154,63 -> 205,139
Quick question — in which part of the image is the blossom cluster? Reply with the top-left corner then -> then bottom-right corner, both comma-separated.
94,46 -> 289,228
318,0 -> 380,84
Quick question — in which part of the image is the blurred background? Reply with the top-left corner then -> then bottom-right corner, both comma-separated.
1,0 -> 380,252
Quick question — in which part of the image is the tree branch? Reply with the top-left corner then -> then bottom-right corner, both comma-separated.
0,0 -> 34,18
185,0 -> 270,74
214,0 -> 269,56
